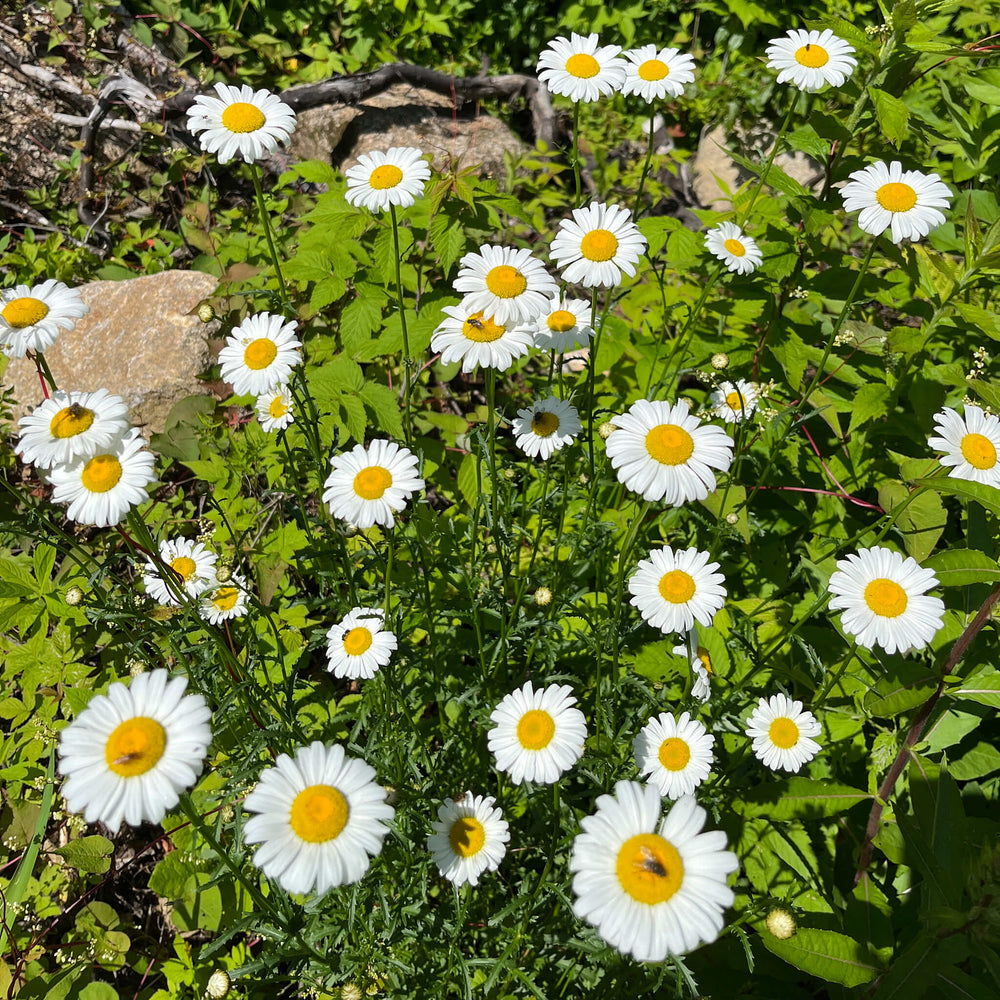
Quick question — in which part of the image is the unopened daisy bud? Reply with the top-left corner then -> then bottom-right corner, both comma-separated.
127,659 -> 146,677
598,421 -> 615,440
214,565 -> 232,584
503,467 -> 516,480
64,585 -> 84,606
766,907 -> 797,940
711,352 -> 729,370
219,804 -> 235,823
205,970 -> 230,998
197,303 -> 215,323
579,473 -> 588,484
341,985 -> 363,1000
534,586 -> 553,607
725,512 -> 739,525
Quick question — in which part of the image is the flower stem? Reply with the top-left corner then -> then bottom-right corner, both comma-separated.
572,101 -> 582,205
389,204 -> 414,446
632,109 -> 657,220
250,163 -> 289,307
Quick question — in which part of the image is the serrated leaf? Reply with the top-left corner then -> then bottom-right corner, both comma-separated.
289,159 -> 339,184
340,296 -> 383,355
54,835 -> 113,874
283,249 -> 332,283
360,382 -> 404,439
457,451 -> 487,508
870,87 -> 910,146
340,392 -> 367,444
429,216 -> 466,276
729,148 -> 811,197
848,382 -> 890,433
309,275 -> 347,312
666,226 -> 699,268
757,928 -> 881,986
734,778 -> 870,820
925,548 -> 1000,587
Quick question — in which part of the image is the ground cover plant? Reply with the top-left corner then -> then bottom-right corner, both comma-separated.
2,0 -> 1000,997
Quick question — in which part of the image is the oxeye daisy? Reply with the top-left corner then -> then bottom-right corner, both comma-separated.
243,741 -> 394,895
672,628 -> 713,702
142,537 -> 218,605
344,147 -> 431,212
199,573 -> 250,625
487,681 -> 587,785
570,781 -> 738,961
605,398 -> 734,505
185,82 -> 296,164
430,302 -> 533,374
710,379 -> 760,423
323,439 -> 424,530
453,246 -> 558,327
255,385 -> 295,432
704,223 -> 763,275
523,295 -> 594,353
629,546 -> 726,634
827,546 -> 944,654
47,427 -> 156,528
929,404 -> 1000,489
427,792 -> 510,887
16,388 -> 129,469
536,32 -> 627,103
1,279 -> 88,358
550,201 -> 648,288
57,669 -> 212,832
840,161 -> 952,244
325,607 -> 397,680
512,396 -> 581,460
634,712 -> 714,800
765,28 -> 857,92
621,45 -> 696,101
745,694 -> 821,773
218,312 -> 301,397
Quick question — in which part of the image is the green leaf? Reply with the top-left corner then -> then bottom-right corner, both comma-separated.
79,984 -> 119,1000
728,148 -> 810,197
949,741 -> 1000,780
917,475 -> 1000,519
457,452 -> 485,508
877,481 -> 947,562
54,835 -> 113,874
869,87 -> 910,146
360,382 -> 404,439
925,548 -> 1000,587
734,778 -> 870,821
948,669 -> 1000,708
340,296 -> 383,355
848,383 -> 890,433
428,216 -> 466,276
757,928 -> 881,987
867,664 -> 938,717
701,484 -> 750,543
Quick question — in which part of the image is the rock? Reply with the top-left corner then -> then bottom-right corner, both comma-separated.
5,270 -> 219,434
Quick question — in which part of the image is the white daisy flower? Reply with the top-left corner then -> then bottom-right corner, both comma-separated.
512,396 -> 581,460
840,161 -> 952,244
710,379 -> 760,423
621,45 -> 696,101
765,28 -> 857,92
199,573 -> 250,625
570,781 -> 738,962
325,606 -> 397,680
522,295 -> 594,353
634,712 -> 714,800
16,388 -> 129,469
745,694 -> 821,773
256,385 -> 294,432
47,427 -> 156,528
704,223 -> 763,275
827,546 -> 944,654
1,279 -> 88,358
344,147 -> 431,213
487,681 -> 587,785
550,201 -> 648,288
629,546 -> 726,634
57,669 -> 212,832
218,312 -> 301,397
427,791 -> 510,887
430,302 -> 533,374
605,398 -> 734,505
453,245 -> 558,328
143,537 -> 218,605
929,405 -> 1000,489
536,32 -> 627,103
243,741 -> 394,895
323,439 -> 424,530
672,627 -> 713,702
185,82 -> 296,164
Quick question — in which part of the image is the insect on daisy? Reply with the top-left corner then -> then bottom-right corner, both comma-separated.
323,439 -> 424,530
827,546 -> 944,654
621,45 -> 696,101
326,607 -> 397,680
570,781 -> 738,961
536,32 -> 627,102
487,681 -> 587,785
185,82 -> 297,164
427,791 -> 510,887
550,201 -> 648,288
1,279 -> 88,358
430,301 -> 534,374
710,379 -> 760,423
57,669 -> 212,832
765,28 -> 857,92
16,388 -> 129,469
344,147 -> 431,212
605,398 -> 734,505
745,694 -> 821,773
218,312 -> 301,397
523,295 -> 594,353
200,573 -> 250,625
255,385 -> 295,432
672,627 -> 713,702
512,396 -> 582,460
453,245 -> 558,327
243,741 -> 394,895
840,161 -> 952,244
705,223 -> 763,275
143,537 -> 218,605
929,405 -> 1000,489
634,711 -> 714,800
629,546 -> 726,634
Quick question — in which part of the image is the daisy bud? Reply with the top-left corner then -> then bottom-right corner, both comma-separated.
197,303 -> 215,323
766,908 -> 797,940
534,586 -> 553,607
711,352 -> 729,370
215,565 -> 232,583
219,804 -> 235,823
598,421 -> 615,439
64,585 -> 84,606
205,971 -> 230,999
725,512 -> 739,525
341,986 -> 363,1000
127,659 -> 146,677
503,467 -> 516,480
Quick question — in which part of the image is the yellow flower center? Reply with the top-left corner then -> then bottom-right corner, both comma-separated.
353,465 -> 393,500
369,164 -> 404,190
863,578 -> 908,618
105,717 -> 167,776
268,396 -> 289,419
80,454 -> 123,494
875,182 -> 917,213
220,102 -> 266,133
516,708 -> 555,750
289,784 -> 349,843
658,569 -> 696,604
768,717 -> 800,749
211,586 -> 240,612
448,816 -> 486,858
638,58 -> 669,81
547,309 -> 577,333
723,238 -> 746,257
794,43 -> 829,67
2,296 -> 48,328
725,391 -> 745,411
485,264 -> 527,299
644,423 -> 694,465
532,411 -> 560,437
580,229 -> 619,262
658,737 -> 691,772
244,338 -> 278,371
960,432 -> 997,469
343,626 -> 373,656
50,403 -> 95,439
461,311 -> 506,343
170,556 -> 197,582
616,833 -> 684,904
565,52 -> 600,78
